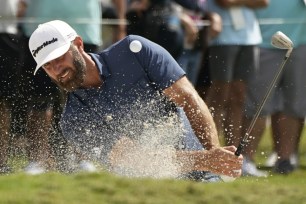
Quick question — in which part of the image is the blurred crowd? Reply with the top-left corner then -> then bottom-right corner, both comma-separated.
0,0 -> 305,177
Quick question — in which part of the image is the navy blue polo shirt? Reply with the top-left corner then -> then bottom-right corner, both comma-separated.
60,35 -> 203,165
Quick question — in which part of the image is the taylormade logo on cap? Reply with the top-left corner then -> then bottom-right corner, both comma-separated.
29,20 -> 77,75
32,37 -> 58,57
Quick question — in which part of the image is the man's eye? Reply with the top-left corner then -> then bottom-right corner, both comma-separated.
43,62 -> 50,68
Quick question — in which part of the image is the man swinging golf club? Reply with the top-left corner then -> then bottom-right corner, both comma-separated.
28,20 -> 243,181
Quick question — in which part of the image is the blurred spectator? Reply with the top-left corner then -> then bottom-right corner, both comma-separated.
243,0 -> 306,174
126,0 -> 208,60
176,5 -> 203,85
205,0 -> 268,177
110,0 -> 128,41
18,0 -> 103,174
101,0 -> 127,46
195,11 -> 222,100
177,0 -> 222,86
126,0 -> 184,59
0,0 -> 22,174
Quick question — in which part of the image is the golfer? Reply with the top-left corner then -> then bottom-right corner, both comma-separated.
28,20 -> 242,181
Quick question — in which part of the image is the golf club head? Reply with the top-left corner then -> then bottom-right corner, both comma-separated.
271,31 -> 293,50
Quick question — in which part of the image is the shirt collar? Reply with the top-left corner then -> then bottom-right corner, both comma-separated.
88,53 -> 111,78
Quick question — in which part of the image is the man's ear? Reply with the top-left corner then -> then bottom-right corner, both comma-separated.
73,36 -> 84,51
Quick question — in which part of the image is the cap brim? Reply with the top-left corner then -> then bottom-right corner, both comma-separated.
33,43 -> 71,75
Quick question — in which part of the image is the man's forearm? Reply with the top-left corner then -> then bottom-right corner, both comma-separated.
163,77 -> 220,149
183,91 -> 220,149
175,150 -> 207,173
109,137 -> 242,178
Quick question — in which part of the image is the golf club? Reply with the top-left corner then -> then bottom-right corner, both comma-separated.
235,31 -> 293,156
221,31 -> 293,182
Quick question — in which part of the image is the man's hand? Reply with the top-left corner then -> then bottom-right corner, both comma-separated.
180,12 -> 199,47
176,146 -> 243,178
206,12 -> 222,40
201,146 -> 243,177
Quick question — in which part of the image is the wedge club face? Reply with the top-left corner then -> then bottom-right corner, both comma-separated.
271,31 -> 293,50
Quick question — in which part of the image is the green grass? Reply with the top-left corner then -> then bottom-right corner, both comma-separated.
1,126 -> 306,204
1,170 -> 306,204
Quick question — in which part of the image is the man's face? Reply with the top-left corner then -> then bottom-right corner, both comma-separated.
42,44 -> 86,92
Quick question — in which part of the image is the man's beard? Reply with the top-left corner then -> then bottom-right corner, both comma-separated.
55,46 -> 86,92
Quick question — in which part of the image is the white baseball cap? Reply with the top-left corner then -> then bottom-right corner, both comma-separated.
29,20 -> 78,75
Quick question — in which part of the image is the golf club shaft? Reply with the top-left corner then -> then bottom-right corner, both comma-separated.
235,49 -> 292,156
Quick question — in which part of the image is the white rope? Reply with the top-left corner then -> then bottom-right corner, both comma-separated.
0,17 -> 129,25
196,18 -> 306,27
1,17 -> 306,26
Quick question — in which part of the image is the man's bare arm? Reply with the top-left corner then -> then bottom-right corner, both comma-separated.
108,137 -> 242,178
163,76 -> 220,149
216,0 -> 269,9
112,0 -> 127,41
